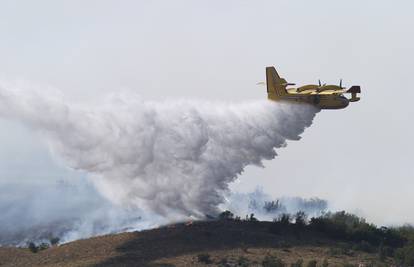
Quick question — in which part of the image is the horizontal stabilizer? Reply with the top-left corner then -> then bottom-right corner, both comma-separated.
347,86 -> 361,94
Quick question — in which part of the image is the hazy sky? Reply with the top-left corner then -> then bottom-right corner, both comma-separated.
0,0 -> 413,225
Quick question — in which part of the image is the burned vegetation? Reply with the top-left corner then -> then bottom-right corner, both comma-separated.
1,210 -> 414,267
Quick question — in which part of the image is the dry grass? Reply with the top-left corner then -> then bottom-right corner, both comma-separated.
154,246 -> 388,267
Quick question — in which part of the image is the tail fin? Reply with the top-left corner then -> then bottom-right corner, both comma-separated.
347,85 -> 361,102
266,66 -> 288,100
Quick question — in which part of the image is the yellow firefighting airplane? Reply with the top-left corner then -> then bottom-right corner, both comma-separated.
265,66 -> 361,109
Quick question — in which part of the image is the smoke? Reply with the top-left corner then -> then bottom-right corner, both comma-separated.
0,179 -> 165,246
0,82 -> 319,244
222,188 -> 328,221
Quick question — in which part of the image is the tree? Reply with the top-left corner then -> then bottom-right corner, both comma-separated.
295,211 -> 307,228
249,213 -> 258,222
278,214 -> 291,226
218,210 -> 234,220
264,200 -> 282,213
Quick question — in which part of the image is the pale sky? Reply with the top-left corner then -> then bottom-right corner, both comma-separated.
0,0 -> 413,225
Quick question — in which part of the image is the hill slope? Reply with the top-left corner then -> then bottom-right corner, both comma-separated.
0,220 -> 394,267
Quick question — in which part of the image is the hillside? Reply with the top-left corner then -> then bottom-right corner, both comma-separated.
0,218 -> 404,267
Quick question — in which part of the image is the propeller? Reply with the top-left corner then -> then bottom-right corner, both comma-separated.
339,79 -> 343,89
318,79 -> 321,86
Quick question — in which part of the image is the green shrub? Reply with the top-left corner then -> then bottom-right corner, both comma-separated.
270,214 -> 293,235
50,237 -> 60,246
378,244 -> 386,261
380,245 -> 393,258
38,242 -> 50,250
219,257 -> 230,267
306,260 -> 317,267
197,253 -> 212,264
262,255 -> 286,267
237,256 -> 249,267
27,241 -> 50,253
28,242 -> 38,253
309,211 -> 405,248
328,246 -> 352,256
328,247 -> 340,256
278,241 -> 292,249
352,240 -> 374,253
394,245 -> 414,266
395,224 -> 414,242
290,259 -> 303,267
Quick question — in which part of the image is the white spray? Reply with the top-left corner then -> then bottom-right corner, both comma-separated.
0,83 -> 319,243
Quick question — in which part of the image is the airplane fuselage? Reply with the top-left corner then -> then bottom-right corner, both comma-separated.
268,89 -> 350,110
